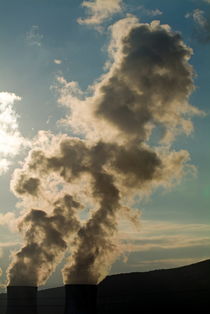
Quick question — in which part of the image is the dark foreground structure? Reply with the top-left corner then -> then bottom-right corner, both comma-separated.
1,260 -> 209,314
6,286 -> 37,314
65,284 -> 97,314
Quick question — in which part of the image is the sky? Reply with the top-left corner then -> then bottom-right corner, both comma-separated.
0,0 -> 210,291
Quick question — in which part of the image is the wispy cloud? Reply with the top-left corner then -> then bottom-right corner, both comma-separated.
0,92 -> 28,175
0,241 -> 20,267
77,0 -> 124,26
115,220 -> 210,272
124,235 -> 210,252
137,5 -> 163,17
119,220 -> 210,252
186,9 -> 207,27
128,257 -> 209,270
0,240 -> 20,261
186,9 -> 210,43
0,212 -> 19,233
0,241 -> 20,248
26,25 -> 43,47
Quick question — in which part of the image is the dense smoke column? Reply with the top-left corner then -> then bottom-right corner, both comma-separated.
62,167 -> 121,284
65,285 -> 97,314
6,286 -> 37,314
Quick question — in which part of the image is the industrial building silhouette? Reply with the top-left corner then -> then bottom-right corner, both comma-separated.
6,284 -> 97,314
1,260 -> 210,314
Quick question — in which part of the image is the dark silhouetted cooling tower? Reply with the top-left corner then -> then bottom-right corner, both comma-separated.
6,286 -> 37,314
65,284 -> 97,314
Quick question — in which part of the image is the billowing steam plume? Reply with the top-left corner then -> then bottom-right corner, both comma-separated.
7,17 -> 202,286
7,193 -> 81,285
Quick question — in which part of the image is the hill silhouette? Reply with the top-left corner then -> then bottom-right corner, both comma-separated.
1,259 -> 209,313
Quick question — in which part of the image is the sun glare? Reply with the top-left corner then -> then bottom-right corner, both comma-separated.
0,92 -> 25,174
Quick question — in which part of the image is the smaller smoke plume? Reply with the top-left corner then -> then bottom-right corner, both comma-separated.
63,167 -> 121,284
7,194 -> 81,286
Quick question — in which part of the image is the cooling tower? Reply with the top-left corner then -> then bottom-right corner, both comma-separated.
6,286 -> 37,314
65,284 -> 97,314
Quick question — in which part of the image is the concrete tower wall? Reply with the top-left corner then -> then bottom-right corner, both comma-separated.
6,286 -> 37,314
65,284 -> 97,314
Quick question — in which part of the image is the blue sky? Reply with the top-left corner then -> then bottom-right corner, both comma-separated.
0,0 -> 210,291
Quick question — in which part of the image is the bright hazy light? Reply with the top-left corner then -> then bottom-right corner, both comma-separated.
0,92 -> 25,175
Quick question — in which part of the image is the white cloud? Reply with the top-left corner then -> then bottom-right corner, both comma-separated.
0,212 -> 19,232
191,9 -> 207,27
77,0 -> 124,25
26,25 -> 43,47
185,9 -> 210,42
54,59 -> 62,65
0,92 -> 27,175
